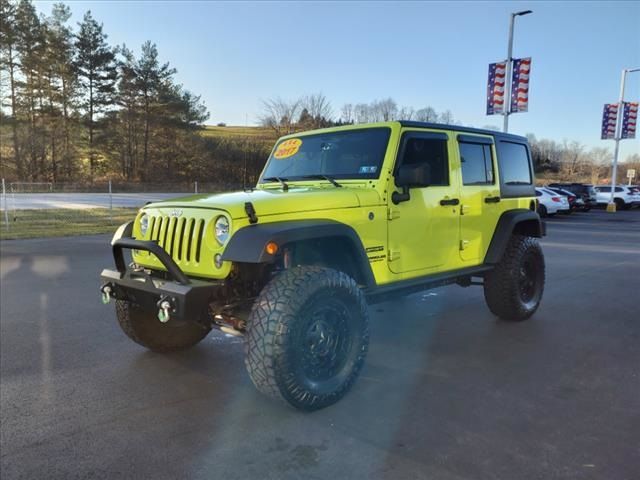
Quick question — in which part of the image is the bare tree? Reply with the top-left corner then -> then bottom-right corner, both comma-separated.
438,110 -> 454,124
559,140 -> 585,178
301,92 -> 333,127
415,107 -> 439,122
376,98 -> 398,121
586,147 -> 610,184
259,96 -> 302,135
354,103 -> 370,124
340,103 -> 354,124
397,106 -> 415,120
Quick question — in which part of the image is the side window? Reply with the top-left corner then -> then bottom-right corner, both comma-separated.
459,142 -> 494,185
599,187 -> 610,192
398,136 -> 449,186
535,190 -> 541,197
615,187 -> 624,192
499,141 -> 532,185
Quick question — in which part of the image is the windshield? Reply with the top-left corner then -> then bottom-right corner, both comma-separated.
260,127 -> 391,182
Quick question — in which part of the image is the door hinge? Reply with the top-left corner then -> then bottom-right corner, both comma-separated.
388,249 -> 401,261
459,240 -> 470,251
387,207 -> 400,220
460,204 -> 471,215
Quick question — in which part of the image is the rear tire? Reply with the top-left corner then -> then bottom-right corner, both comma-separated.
115,300 -> 211,353
245,266 -> 369,411
614,198 -> 625,211
537,204 -> 548,217
484,235 -> 545,321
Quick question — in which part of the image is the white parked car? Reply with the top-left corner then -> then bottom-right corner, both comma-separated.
535,187 -> 569,217
594,186 -> 640,210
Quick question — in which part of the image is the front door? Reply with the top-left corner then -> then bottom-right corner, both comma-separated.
456,135 -> 502,262
387,130 -> 460,274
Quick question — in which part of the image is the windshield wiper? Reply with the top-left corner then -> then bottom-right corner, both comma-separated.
299,174 -> 342,188
262,176 -> 289,191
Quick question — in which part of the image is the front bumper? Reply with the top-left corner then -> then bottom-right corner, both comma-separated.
100,236 -> 223,322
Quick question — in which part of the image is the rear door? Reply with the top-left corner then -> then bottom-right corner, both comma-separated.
456,134 -> 502,263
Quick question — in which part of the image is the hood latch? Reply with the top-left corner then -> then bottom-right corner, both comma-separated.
245,202 -> 258,224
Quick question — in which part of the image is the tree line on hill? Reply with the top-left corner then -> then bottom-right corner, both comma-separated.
1,0 -> 636,187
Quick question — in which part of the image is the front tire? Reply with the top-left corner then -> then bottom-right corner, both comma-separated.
245,266 -> 369,411
115,300 -> 211,352
483,235 -> 545,321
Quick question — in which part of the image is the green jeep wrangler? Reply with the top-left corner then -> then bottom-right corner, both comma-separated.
100,121 -> 545,410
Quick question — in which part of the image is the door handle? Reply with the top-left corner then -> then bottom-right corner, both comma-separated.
440,198 -> 460,206
484,196 -> 501,204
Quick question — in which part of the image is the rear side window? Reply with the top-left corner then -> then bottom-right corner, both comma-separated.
459,142 -> 494,185
598,187 -> 611,192
499,142 -> 532,185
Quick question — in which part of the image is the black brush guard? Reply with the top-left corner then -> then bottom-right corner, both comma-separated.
100,236 -> 223,323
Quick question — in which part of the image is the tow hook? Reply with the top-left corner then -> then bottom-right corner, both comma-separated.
157,299 -> 172,323
100,284 -> 112,304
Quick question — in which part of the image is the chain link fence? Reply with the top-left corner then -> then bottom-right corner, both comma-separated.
1,179 -> 238,240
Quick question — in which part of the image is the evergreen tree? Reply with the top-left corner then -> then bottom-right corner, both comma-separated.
14,0 -> 45,178
0,0 -> 23,178
75,10 -> 116,180
134,41 -> 175,179
44,3 -> 76,180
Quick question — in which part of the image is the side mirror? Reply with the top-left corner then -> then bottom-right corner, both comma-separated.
392,164 -> 432,204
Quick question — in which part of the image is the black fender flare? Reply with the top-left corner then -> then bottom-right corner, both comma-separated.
484,209 -> 545,264
221,219 -> 376,287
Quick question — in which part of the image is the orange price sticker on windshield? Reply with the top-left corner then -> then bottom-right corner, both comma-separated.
274,139 -> 302,159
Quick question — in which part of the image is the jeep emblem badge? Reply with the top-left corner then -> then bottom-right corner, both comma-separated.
169,209 -> 183,218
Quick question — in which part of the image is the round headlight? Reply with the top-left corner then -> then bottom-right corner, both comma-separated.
214,216 -> 230,244
140,214 -> 149,237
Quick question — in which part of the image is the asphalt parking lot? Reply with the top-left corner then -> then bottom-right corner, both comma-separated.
1,209 -> 639,480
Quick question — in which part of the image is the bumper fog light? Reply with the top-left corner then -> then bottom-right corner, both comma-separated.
214,254 -> 223,269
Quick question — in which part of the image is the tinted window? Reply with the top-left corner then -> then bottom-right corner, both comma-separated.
535,190 -> 541,197
459,143 -> 494,185
598,187 -> 611,192
499,142 -> 532,185
615,187 -> 624,192
261,128 -> 391,181
398,136 -> 449,186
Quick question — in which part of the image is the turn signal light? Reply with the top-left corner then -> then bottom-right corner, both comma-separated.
265,242 -> 278,255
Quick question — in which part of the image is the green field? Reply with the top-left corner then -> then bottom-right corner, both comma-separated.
201,125 -> 276,142
0,208 -> 138,240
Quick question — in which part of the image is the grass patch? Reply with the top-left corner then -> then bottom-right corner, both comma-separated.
0,208 -> 138,240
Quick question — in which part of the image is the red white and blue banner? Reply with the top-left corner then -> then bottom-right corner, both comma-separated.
601,103 -> 619,139
510,57 -> 531,113
621,101 -> 638,139
486,61 -> 507,115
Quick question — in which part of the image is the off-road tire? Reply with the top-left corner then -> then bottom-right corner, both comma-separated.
245,266 -> 369,411
115,300 -> 211,353
483,235 -> 545,321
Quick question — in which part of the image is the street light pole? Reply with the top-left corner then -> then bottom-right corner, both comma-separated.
503,10 -> 532,133
607,67 -> 640,212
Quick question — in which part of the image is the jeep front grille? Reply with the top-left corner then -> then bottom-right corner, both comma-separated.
147,215 -> 206,264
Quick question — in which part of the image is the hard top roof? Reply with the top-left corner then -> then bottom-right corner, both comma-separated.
399,121 -> 528,143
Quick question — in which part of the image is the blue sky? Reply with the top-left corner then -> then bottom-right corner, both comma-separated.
37,1 -> 639,159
